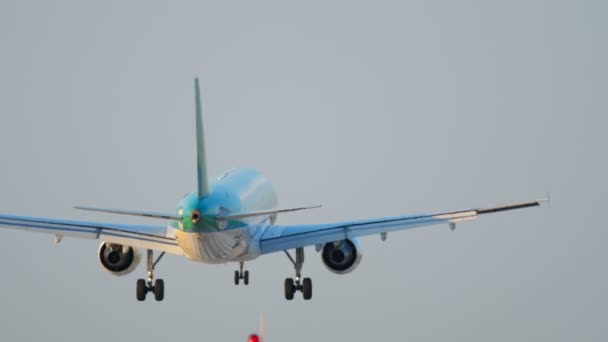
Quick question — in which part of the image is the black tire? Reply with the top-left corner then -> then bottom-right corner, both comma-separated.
154,279 -> 164,301
284,278 -> 295,300
243,270 -> 249,285
234,270 -> 240,285
136,279 -> 147,301
302,278 -> 312,300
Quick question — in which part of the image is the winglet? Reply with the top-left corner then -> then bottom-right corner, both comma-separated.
195,78 -> 210,198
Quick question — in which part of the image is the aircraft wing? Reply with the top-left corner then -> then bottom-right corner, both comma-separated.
259,199 -> 544,254
0,213 -> 184,255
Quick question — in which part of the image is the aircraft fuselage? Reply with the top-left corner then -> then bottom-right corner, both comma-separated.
171,168 -> 277,263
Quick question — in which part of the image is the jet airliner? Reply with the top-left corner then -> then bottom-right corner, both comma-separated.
0,79 -> 545,301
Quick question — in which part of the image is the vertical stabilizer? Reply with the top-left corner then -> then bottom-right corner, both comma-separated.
194,78 -> 210,198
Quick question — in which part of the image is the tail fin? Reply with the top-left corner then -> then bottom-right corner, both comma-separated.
194,78 -> 210,198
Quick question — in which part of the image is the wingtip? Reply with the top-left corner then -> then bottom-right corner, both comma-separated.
541,192 -> 551,207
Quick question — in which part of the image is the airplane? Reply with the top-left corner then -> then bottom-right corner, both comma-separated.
0,78 -> 545,301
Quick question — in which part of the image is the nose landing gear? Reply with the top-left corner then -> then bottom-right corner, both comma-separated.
234,261 -> 250,285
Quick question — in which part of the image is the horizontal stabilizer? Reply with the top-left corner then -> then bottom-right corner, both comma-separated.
74,206 -> 180,221
217,205 -> 322,222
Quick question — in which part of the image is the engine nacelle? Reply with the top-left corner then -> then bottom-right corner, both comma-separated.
321,238 -> 363,274
98,242 -> 141,276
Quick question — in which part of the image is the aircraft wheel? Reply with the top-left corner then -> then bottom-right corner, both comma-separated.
136,279 -> 147,301
154,279 -> 164,301
234,270 -> 240,285
302,278 -> 312,300
284,278 -> 295,300
244,270 -> 249,285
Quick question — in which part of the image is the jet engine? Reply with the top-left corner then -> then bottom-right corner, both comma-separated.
98,242 -> 141,276
321,238 -> 363,274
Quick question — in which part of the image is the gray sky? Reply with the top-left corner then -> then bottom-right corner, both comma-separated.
0,0 -> 606,341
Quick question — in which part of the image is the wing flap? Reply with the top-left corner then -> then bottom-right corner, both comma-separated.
260,198 -> 545,254
0,213 -> 183,255
98,231 -> 183,255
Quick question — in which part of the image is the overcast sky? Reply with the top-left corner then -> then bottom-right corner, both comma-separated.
0,1 -> 606,341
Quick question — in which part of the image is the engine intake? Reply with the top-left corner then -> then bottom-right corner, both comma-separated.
321,238 -> 363,274
98,242 -> 141,276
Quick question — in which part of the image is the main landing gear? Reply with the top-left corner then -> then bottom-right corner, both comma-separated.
136,249 -> 165,301
234,261 -> 250,285
284,247 -> 312,300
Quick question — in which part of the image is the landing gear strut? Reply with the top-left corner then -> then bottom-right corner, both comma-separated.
234,261 -> 249,285
136,249 -> 165,301
284,247 -> 312,300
